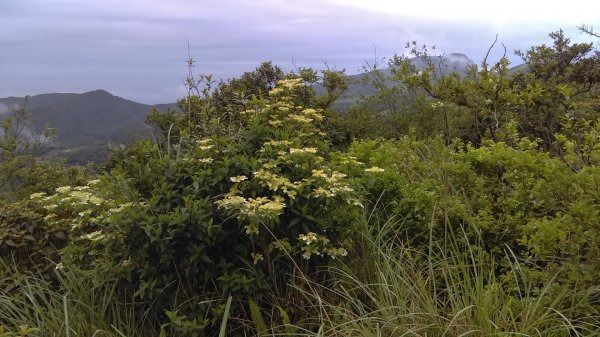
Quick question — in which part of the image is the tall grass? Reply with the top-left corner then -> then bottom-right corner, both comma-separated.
0,260 -> 239,337
279,218 -> 600,337
1,220 -> 598,336
0,260 -> 147,337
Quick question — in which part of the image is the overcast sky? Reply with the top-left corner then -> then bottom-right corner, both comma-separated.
1,0 -> 599,104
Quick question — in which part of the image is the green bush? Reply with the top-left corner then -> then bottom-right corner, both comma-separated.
342,134 -> 600,312
28,77 -> 363,334
0,200 -> 66,276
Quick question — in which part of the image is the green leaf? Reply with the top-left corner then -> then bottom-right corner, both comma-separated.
249,298 -> 268,337
218,296 -> 233,337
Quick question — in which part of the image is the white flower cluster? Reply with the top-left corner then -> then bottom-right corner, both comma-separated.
29,180 -> 144,239
215,194 -> 286,234
263,140 -> 292,147
31,183 -> 106,211
81,230 -> 105,241
338,155 -> 364,167
298,232 -> 348,260
288,114 -> 313,124
251,253 -> 264,264
430,101 -> 445,109
108,202 -> 134,214
365,166 -> 385,173
268,78 -> 304,96
309,169 -> 359,206
301,108 -> 324,121
230,175 -> 248,183
253,169 -> 297,198
289,147 -> 318,155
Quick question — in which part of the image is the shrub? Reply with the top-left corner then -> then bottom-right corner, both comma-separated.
30,77 -> 363,334
0,200 -> 66,276
342,134 -> 600,313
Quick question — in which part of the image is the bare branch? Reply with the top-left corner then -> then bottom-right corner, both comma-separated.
578,24 -> 600,39
482,34 -> 499,70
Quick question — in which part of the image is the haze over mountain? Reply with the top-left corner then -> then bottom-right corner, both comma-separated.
0,54 -> 525,164
0,90 -> 177,164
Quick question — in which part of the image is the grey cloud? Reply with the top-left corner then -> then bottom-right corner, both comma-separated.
1,1 -> 593,104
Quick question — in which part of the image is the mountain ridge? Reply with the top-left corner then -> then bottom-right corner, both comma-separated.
0,89 -> 178,164
1,56 -> 526,164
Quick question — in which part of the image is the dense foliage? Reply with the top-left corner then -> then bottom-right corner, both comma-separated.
1,29 -> 599,336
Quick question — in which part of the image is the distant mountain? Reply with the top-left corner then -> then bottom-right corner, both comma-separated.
316,54 -> 527,111
507,63 -> 529,77
0,56 -> 526,164
0,90 -> 178,164
315,53 -> 477,110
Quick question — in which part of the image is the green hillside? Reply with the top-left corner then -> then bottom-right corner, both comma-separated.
0,90 -> 178,163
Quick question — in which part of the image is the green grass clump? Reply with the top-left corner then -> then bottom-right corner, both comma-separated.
281,219 -> 600,337
2,216 -> 598,337
0,260 -> 144,337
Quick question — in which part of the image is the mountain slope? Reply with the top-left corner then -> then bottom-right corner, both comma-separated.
0,90 -> 178,163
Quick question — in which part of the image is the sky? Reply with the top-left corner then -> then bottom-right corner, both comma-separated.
1,0 -> 599,104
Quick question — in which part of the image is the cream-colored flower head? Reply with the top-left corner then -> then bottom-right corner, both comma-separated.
365,166 -> 385,173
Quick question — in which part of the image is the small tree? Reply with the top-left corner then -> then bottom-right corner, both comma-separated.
0,99 -> 54,199
0,99 -> 89,203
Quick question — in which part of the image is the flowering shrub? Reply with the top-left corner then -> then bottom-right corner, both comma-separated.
215,78 -> 361,265
0,200 -> 63,275
20,76 -> 364,332
0,178 -> 106,271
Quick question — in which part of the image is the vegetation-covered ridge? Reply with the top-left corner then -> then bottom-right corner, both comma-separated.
0,28 -> 599,336
0,90 -> 177,165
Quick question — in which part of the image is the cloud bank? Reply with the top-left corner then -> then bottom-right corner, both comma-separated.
1,0 -> 597,103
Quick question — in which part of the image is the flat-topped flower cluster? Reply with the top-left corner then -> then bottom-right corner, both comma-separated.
29,179 -> 143,247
